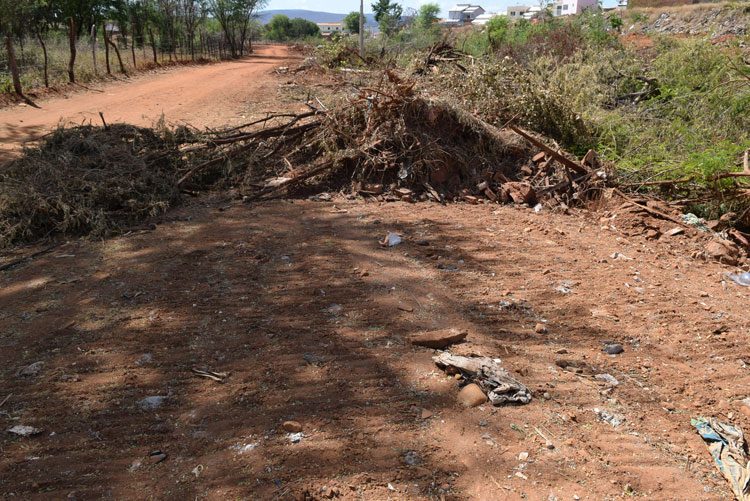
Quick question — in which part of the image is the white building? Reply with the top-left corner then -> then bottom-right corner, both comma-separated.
551,0 -> 598,16
522,6 -> 542,19
317,23 -> 346,36
471,12 -> 500,25
506,5 -> 531,18
445,4 -> 486,26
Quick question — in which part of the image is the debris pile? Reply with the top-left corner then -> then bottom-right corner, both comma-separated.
433,352 -> 532,405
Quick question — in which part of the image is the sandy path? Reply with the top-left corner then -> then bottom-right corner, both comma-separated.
0,45 -> 297,159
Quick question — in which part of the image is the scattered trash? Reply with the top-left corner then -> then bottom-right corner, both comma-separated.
434,352 -> 532,405
693,417 -> 750,500
381,232 -> 402,247
231,440 -> 259,454
534,203 -> 543,213
17,361 -> 44,378
602,344 -> 624,355
191,367 -> 228,383
595,373 -> 620,386
610,252 -> 633,261
288,432 -> 305,444
554,285 -> 572,294
138,396 -> 167,409
518,452 -> 529,461
405,451 -> 421,465
388,483 -> 396,491
191,465 -> 204,478
8,425 -> 42,437
515,471 -> 528,480
326,303 -> 344,315
727,273 -> 750,287
683,213 -> 708,232
135,353 -> 152,365
263,177 -> 292,189
594,408 -> 625,427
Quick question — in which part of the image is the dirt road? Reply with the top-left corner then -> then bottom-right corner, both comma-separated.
0,45 -> 297,159
0,194 -> 744,499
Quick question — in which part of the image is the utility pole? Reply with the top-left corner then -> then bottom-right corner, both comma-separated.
359,0 -> 364,58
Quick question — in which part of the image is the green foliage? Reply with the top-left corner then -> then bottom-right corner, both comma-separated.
266,14 -> 291,40
371,0 -> 402,35
417,3 -> 440,29
610,15 -> 623,32
266,14 -> 320,40
343,11 -> 362,34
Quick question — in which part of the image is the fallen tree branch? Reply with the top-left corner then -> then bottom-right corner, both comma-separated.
244,160 -> 337,202
508,125 -> 588,176
613,188 -> 688,227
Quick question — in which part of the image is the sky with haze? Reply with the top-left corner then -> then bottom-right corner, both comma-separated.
264,0 -> 619,17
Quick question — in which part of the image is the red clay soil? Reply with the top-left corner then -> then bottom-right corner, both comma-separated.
0,45 -> 299,161
0,195 -> 746,500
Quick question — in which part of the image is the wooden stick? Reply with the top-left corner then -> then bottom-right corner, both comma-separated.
244,161 -> 337,202
612,188 -> 687,227
0,243 -> 62,272
508,125 -> 588,176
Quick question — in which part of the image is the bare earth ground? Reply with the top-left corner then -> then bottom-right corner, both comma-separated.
1,46 -> 748,500
0,45 -> 299,161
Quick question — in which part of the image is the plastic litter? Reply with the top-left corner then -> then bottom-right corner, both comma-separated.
382,232 -> 402,247
8,425 -> 42,437
683,213 -> 709,232
693,417 -> 750,500
727,273 -> 750,287
595,373 -> 619,386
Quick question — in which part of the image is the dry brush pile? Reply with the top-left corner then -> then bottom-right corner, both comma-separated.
0,70 -> 606,247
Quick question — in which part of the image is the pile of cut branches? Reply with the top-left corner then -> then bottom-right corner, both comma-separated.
0,124 -> 190,246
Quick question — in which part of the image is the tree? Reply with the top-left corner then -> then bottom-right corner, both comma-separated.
343,11 -> 361,34
289,18 -> 320,38
485,15 -> 510,50
0,0 -> 30,95
416,3 -> 439,29
266,14 -> 291,40
208,0 -> 267,57
371,0 -> 401,35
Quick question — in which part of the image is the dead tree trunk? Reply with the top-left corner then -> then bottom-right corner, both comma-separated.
91,24 -> 98,75
67,17 -> 77,83
5,36 -> 23,96
131,24 -> 137,69
36,32 -> 49,87
102,24 -> 111,74
148,28 -> 158,65
108,29 -> 127,75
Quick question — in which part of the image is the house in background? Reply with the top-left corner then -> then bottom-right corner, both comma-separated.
471,12 -> 499,25
506,5 -> 531,18
551,0 -> 598,16
444,4 -> 486,26
317,22 -> 346,36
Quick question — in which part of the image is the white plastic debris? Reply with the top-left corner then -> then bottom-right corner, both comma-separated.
263,177 -> 292,188
384,232 -> 402,247
8,425 -> 42,437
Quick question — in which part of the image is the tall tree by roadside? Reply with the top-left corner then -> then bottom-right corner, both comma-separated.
208,0 -> 267,57
371,0 -> 401,36
0,0 -> 26,96
343,11 -> 361,34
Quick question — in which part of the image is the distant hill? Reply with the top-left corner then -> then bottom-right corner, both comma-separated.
256,9 -> 378,27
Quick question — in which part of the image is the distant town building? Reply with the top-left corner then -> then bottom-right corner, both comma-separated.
471,12 -> 498,25
317,23 -> 346,36
445,4 -> 486,26
617,0 -> 628,9
506,5 -> 531,18
551,0 -> 598,16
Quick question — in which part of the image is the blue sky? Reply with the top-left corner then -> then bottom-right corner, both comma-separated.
264,0 -> 618,16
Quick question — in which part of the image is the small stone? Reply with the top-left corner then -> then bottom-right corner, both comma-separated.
515,471 -> 528,480
411,328 -> 468,349
457,383 -> 487,408
602,344 -> 623,355
705,239 -> 739,265
644,229 -> 660,240
518,452 -> 529,461
359,270 -> 369,277
417,240 -> 430,246
479,420 -> 488,427
535,323 -> 547,334
405,451 -> 421,465
421,409 -> 433,420
282,421 -> 303,433
138,396 -> 166,409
